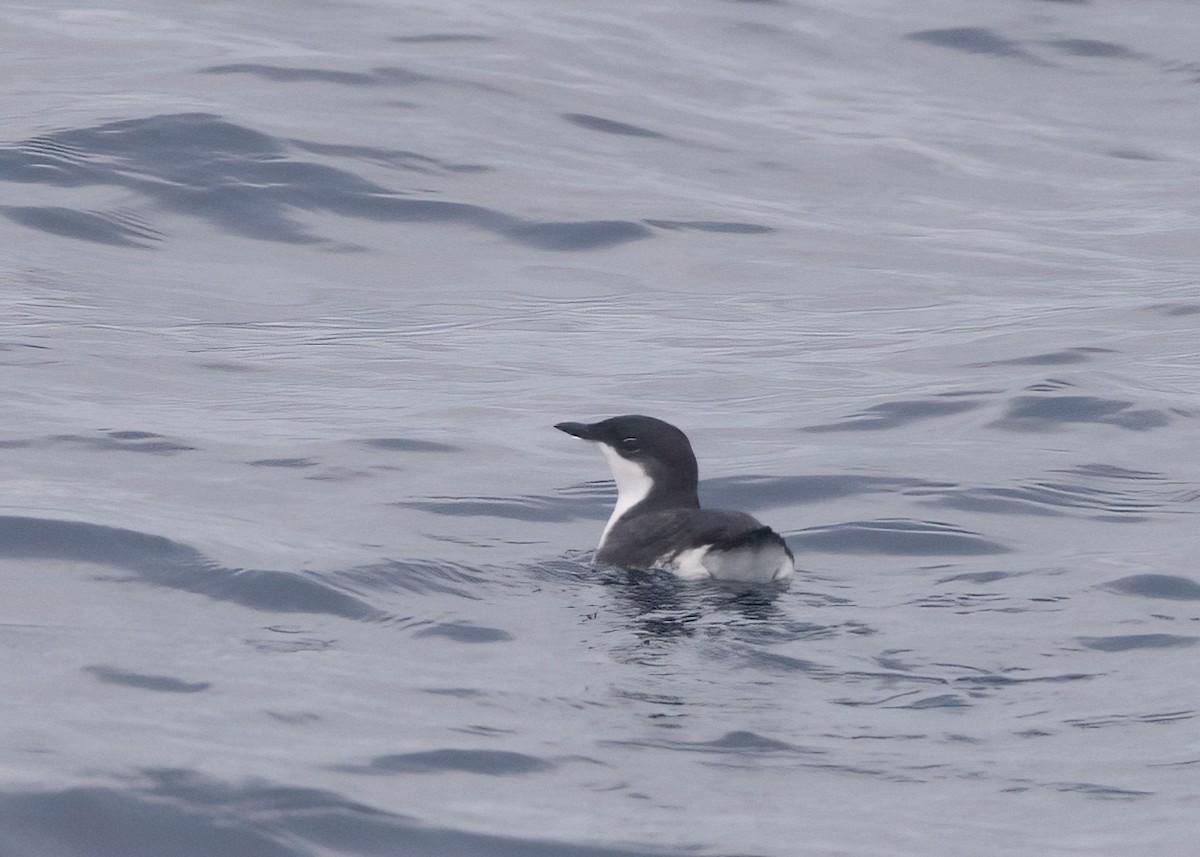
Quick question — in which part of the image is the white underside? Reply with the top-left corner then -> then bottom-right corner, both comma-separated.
658,543 -> 794,582
595,443 -> 653,551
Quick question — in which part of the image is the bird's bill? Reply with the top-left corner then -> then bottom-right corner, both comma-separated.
554,421 -> 599,441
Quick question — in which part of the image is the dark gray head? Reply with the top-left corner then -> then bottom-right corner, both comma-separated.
555,415 -> 700,512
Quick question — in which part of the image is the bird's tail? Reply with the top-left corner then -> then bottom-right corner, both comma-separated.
711,526 -> 792,557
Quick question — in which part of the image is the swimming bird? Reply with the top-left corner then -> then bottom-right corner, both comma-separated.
555,415 -> 793,582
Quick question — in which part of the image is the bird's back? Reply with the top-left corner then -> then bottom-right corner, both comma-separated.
598,507 -> 793,581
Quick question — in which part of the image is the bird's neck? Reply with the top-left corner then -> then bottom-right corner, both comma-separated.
596,446 -> 699,549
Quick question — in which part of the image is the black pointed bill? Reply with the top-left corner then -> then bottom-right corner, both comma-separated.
555,421 -> 600,441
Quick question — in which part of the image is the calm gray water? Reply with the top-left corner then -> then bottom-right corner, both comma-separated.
2,1 -> 1198,855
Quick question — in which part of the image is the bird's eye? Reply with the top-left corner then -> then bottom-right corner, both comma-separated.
619,436 -> 641,453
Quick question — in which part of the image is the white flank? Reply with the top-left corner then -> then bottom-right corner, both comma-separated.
595,443 -> 653,551
661,547 -> 714,580
661,541 -> 794,582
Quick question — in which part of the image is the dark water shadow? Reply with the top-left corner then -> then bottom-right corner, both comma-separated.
48,431 -> 196,454
802,396 -> 984,432
0,769 -> 680,857
1107,148 -> 1161,161
643,219 -> 773,234
0,205 -> 162,248
0,516 -> 385,621
968,347 -> 1114,367
203,64 -> 433,86
1077,634 -> 1199,652
988,395 -> 1173,431
413,622 -> 512,642
1104,574 -> 1200,600
248,458 -> 319,468
0,113 -> 654,251
906,27 -> 1051,64
1152,303 -> 1200,317
360,437 -> 461,453
335,748 -> 554,776
600,729 -> 820,758
0,431 -> 195,454
1046,39 -> 1139,59
83,665 -> 211,693
562,113 -> 667,139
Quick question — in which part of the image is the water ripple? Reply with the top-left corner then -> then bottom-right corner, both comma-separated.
336,749 -> 555,776
0,769 -> 673,857
0,114 -> 656,251
0,516 -> 385,621
793,519 -> 1009,556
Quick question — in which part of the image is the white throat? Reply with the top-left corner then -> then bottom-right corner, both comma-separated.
596,443 -> 653,550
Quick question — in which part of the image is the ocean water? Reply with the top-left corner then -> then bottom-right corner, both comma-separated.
2,1 -> 1199,855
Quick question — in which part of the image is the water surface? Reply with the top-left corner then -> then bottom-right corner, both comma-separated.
2,1 -> 1198,855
